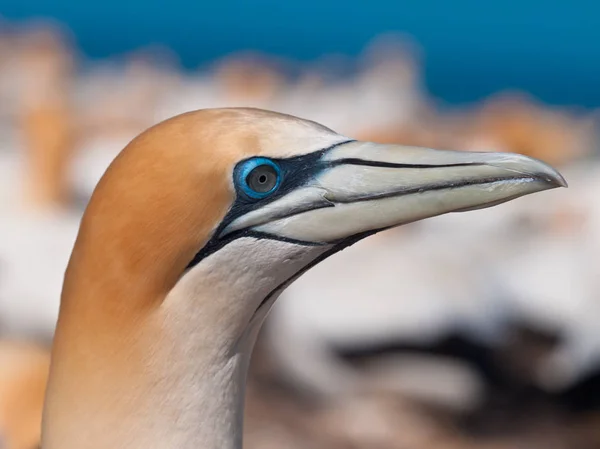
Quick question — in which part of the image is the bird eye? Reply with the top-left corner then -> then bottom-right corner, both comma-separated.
238,158 -> 282,199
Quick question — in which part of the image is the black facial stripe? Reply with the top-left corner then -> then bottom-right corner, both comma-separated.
185,139 -> 356,270
329,176 -> 536,204
329,159 -> 487,169
185,229 -> 326,270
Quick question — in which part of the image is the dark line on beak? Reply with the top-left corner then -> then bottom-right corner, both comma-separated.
329,176 -> 538,204
330,159 -> 488,169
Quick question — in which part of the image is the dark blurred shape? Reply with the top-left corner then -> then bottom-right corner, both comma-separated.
246,331 -> 600,449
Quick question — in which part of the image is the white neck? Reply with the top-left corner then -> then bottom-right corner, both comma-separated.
147,237 -> 329,449
139,327 -> 259,449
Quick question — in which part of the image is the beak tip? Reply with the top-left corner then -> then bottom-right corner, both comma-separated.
557,173 -> 569,188
495,152 -> 568,189
542,167 -> 568,189
554,175 -> 569,189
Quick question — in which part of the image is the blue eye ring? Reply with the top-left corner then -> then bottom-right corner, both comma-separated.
237,157 -> 282,199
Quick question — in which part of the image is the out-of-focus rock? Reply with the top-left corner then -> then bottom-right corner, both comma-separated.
15,24 -> 75,210
0,341 -> 49,449
460,92 -> 595,166
215,53 -> 287,107
77,47 -> 181,142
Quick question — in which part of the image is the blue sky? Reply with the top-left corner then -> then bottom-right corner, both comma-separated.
2,0 -> 598,106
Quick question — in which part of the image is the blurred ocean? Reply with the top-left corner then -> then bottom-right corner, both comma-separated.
2,0 -> 599,106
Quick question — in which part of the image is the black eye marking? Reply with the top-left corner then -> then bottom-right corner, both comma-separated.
184,139 -> 355,271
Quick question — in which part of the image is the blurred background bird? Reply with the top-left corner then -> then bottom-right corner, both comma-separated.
0,1 -> 600,448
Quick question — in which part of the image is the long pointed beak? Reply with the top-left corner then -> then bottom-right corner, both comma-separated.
226,141 -> 567,244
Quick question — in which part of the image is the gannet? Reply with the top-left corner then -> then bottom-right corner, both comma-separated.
41,107 -> 565,449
